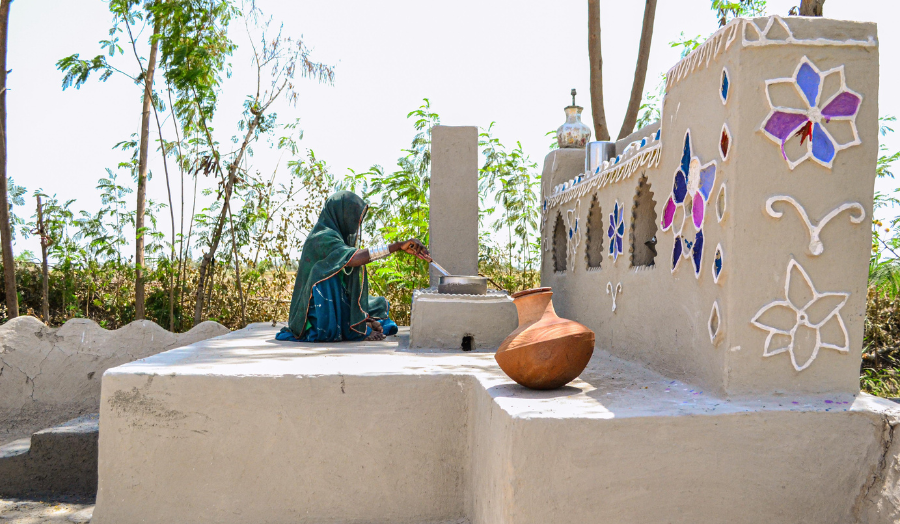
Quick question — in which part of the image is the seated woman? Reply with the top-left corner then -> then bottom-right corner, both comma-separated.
277,190 -> 430,342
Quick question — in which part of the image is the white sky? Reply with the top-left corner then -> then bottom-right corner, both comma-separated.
9,0 -> 899,258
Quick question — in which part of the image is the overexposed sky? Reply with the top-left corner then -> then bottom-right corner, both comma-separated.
9,0 -> 899,258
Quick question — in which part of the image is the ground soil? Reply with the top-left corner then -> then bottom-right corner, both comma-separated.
0,498 -> 93,523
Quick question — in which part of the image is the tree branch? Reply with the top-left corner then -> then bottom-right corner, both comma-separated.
588,0 -> 609,141
618,0 -> 657,139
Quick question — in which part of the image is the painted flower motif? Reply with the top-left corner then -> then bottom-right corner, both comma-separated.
712,244 -> 723,284
750,259 -> 850,372
659,130 -> 716,277
564,200 -> 581,270
761,56 -> 862,169
720,67 -> 730,105
607,199 -> 624,262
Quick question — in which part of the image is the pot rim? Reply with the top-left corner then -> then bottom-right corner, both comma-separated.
510,287 -> 552,299
439,275 -> 487,284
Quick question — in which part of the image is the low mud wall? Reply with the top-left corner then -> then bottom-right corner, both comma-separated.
0,316 -> 228,444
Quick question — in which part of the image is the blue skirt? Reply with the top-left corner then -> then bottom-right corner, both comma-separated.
276,274 -> 398,342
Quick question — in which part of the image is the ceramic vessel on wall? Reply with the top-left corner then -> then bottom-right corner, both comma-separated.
556,106 -> 592,149
494,287 -> 595,390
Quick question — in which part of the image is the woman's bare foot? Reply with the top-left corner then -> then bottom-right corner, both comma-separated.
364,319 -> 385,341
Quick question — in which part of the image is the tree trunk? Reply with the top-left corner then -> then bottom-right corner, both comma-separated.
799,0 -> 825,16
192,175 -> 234,325
0,0 -> 16,319
588,0 -> 610,141
192,115 -> 260,326
227,202 -> 246,328
180,170 -> 197,329
168,86 -> 186,332
151,89 -> 176,331
135,21 -> 160,320
617,0 -> 658,140
36,196 -> 49,323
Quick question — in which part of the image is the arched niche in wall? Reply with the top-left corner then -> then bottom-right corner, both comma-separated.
630,173 -> 659,268
553,212 -> 567,272
585,195 -> 604,270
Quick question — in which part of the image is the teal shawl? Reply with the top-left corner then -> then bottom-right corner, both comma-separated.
284,191 -> 388,339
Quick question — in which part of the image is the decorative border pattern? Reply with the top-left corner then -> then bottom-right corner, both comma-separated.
545,145 -> 661,209
666,19 -> 741,91
665,16 -> 876,92
743,15 -> 876,49
764,196 -> 865,256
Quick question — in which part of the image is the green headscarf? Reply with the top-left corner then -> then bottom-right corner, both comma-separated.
285,191 -> 371,338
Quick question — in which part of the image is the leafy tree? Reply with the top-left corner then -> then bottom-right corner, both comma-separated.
478,125 -> 540,291
5,177 -> 25,239
58,0 -> 240,321
340,99 -> 437,319
189,6 -> 334,326
713,0 -> 767,27
58,0 -> 158,319
671,1 -> 766,58
635,74 -> 665,131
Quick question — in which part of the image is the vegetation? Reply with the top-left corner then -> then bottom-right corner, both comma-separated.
1,95 -> 541,329
861,116 -> 900,396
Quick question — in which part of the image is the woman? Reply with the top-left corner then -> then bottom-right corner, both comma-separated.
277,191 -> 430,342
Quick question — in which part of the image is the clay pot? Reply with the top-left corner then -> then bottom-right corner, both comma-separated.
494,287 -> 595,390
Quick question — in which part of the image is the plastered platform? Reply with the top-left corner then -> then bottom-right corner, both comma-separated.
409,289 -> 518,350
92,324 -> 900,524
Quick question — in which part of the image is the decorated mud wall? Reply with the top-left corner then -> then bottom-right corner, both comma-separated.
541,16 -> 878,396
0,316 -> 229,443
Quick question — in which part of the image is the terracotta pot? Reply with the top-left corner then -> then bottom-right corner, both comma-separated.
494,287 -> 595,390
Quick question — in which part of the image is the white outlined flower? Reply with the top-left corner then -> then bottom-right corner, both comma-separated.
750,258 -> 849,371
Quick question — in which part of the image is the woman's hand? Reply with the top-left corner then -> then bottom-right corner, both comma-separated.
396,238 -> 431,261
348,238 -> 432,267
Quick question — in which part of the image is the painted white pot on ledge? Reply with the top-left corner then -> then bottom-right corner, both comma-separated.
556,105 -> 592,149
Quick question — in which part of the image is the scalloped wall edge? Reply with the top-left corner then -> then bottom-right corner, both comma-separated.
0,316 -> 230,443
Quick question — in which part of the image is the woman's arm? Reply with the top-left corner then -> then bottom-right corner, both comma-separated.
345,239 -> 431,267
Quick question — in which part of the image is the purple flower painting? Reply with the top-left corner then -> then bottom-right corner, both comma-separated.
659,129 -> 716,278
761,56 -> 862,169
